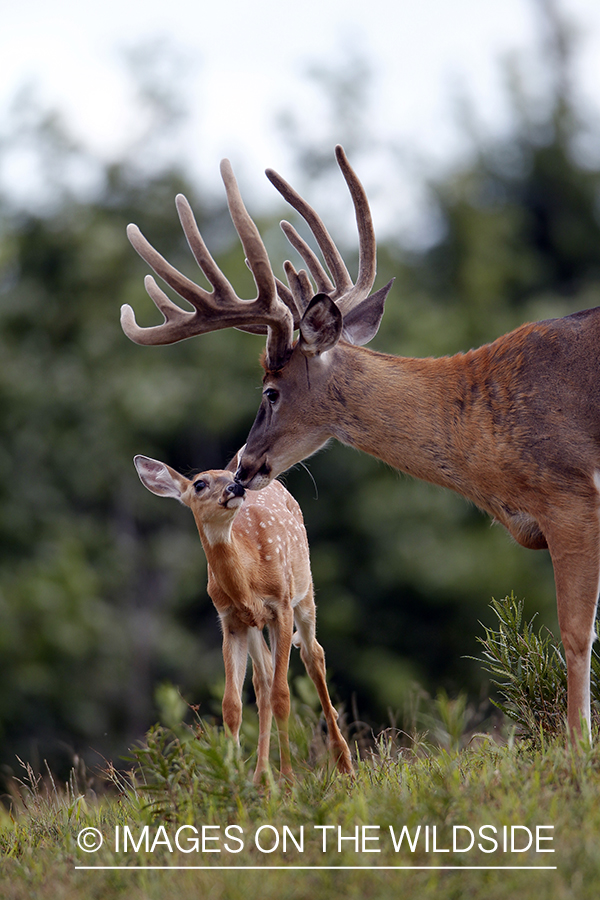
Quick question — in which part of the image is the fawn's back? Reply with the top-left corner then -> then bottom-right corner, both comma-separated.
213,479 -> 312,610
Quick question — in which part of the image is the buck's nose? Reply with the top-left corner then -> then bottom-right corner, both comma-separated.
235,458 -> 272,490
234,461 -> 251,486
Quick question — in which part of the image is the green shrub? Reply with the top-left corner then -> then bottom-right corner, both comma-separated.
474,594 -> 600,742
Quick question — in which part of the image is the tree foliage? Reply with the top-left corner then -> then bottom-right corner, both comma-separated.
1,8 -> 600,774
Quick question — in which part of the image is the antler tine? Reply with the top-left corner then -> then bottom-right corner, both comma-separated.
281,263 -> 315,317
280,221 -> 335,295
273,276 -> 304,325
265,167 -> 353,302
265,145 -> 377,316
334,145 -> 377,306
126,221 -> 216,312
121,223 -> 222,345
123,221 -> 256,343
219,160 -> 278,311
219,160 -> 294,366
175,193 -> 243,305
120,272 -> 203,345
178,192 -> 281,337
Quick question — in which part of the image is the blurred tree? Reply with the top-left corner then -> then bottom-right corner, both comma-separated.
0,79 -> 267,775
1,1 -> 599,776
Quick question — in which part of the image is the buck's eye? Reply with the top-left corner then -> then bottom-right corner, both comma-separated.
194,479 -> 207,493
264,388 -> 279,404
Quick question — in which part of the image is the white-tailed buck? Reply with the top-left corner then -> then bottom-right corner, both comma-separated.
122,146 -> 600,738
134,453 -> 353,782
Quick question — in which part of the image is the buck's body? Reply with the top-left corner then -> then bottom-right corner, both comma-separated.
311,306 -> 600,551
238,306 -> 600,738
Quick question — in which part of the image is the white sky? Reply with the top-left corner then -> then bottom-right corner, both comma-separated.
2,0 -> 600,241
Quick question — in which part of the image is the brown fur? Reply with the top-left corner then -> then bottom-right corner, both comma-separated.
239,307 -> 600,737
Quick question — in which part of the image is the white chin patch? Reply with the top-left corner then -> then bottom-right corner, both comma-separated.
225,495 -> 244,510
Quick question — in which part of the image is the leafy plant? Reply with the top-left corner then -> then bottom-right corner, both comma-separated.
116,719 -> 259,823
474,593 -> 600,741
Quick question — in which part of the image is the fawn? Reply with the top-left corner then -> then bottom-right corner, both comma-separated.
134,452 -> 353,782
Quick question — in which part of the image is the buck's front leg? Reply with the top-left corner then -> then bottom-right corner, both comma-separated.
220,617 -> 249,744
546,508 -> 600,739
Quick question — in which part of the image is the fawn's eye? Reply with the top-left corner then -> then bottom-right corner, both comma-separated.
264,388 -> 279,404
194,479 -> 207,493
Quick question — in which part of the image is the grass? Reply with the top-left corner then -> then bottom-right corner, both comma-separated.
1,596 -> 600,899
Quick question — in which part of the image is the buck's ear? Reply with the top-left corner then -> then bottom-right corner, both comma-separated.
134,455 -> 188,501
298,293 -> 343,357
341,279 -> 394,346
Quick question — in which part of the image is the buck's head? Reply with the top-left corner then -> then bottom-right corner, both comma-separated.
122,147 -> 391,491
235,282 -> 392,489
134,455 -> 246,543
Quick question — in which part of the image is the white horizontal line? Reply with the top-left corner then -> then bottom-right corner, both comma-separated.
75,865 -> 557,871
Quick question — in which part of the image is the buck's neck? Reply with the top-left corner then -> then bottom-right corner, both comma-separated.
328,343 -> 502,512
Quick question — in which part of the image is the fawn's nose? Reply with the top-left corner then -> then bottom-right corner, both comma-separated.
226,481 -> 246,499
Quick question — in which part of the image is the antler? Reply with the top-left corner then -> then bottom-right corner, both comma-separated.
121,160 -> 295,370
266,145 -> 377,319
122,147 -> 386,365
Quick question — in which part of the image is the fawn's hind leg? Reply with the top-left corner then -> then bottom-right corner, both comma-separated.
294,591 -> 353,774
268,605 -> 295,782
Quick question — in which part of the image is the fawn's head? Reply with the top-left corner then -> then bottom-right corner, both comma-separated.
134,455 -> 246,542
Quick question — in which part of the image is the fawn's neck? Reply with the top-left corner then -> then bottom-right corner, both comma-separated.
194,516 -> 253,602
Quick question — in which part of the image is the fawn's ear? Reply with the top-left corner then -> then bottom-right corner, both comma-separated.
134,455 -> 188,501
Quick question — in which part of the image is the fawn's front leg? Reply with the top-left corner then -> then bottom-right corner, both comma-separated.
220,619 -> 249,743
268,605 -> 294,782
248,627 -> 274,784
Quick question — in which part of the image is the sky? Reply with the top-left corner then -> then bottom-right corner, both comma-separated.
2,0 -> 600,242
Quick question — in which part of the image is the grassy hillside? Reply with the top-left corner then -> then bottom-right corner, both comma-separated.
1,596 -> 598,899
1,705 -> 599,900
